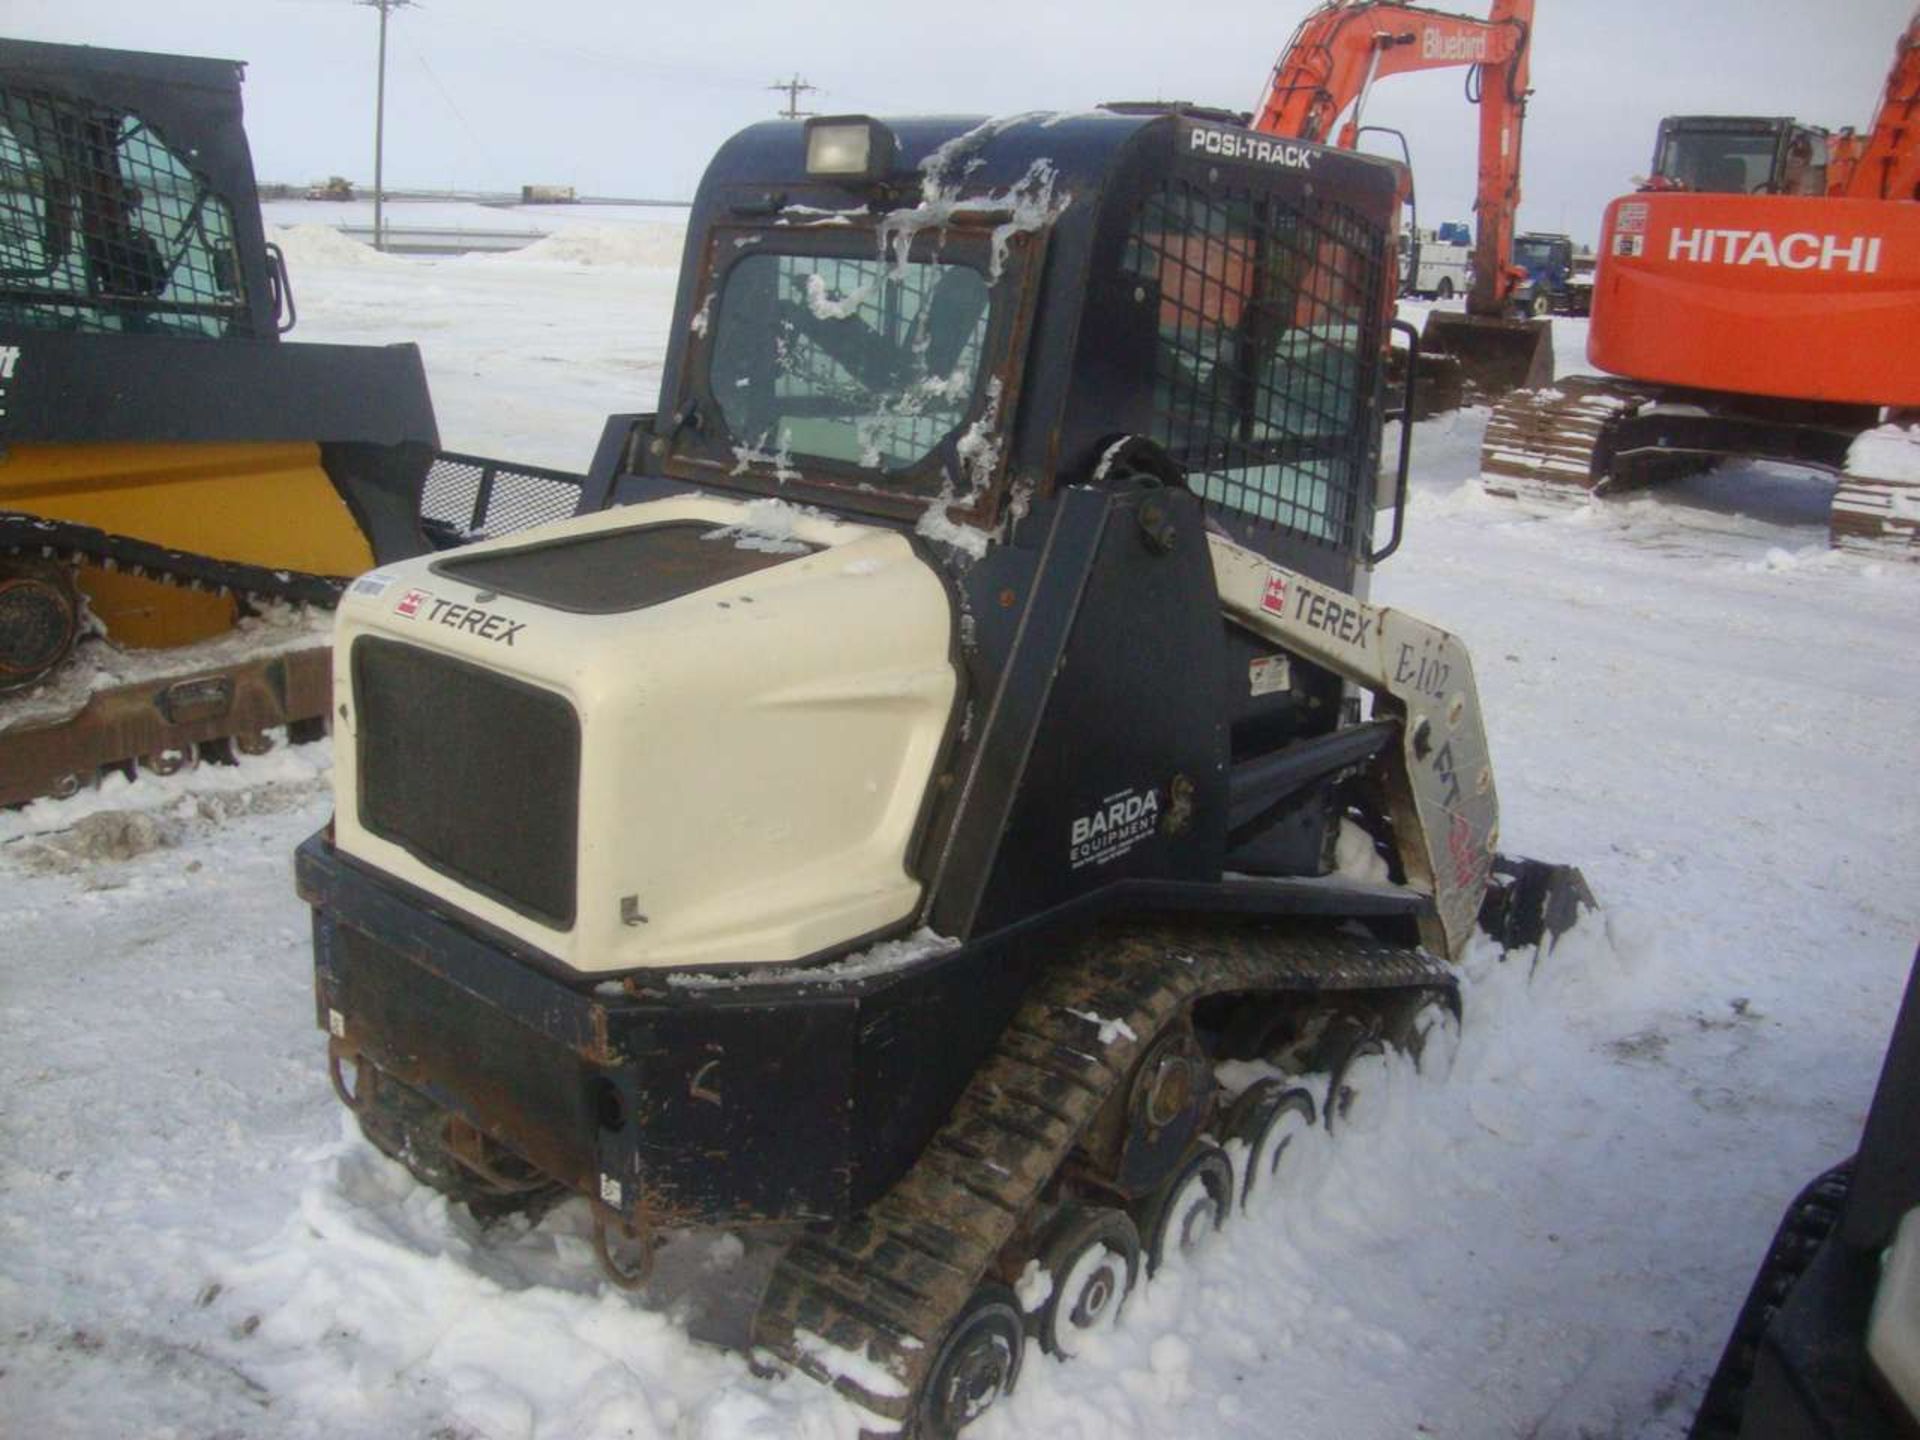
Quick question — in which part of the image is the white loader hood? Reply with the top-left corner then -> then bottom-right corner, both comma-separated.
329,496 -> 959,974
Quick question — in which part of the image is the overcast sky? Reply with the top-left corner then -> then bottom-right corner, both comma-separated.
8,0 -> 1912,241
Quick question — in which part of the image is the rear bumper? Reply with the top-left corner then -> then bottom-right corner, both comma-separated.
295,831 -> 1038,1227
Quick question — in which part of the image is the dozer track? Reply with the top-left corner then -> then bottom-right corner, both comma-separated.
0,510 -> 355,805
751,920 -> 1452,1433
0,510 -> 351,611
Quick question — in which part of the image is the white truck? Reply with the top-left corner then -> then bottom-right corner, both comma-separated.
1401,221 -> 1473,300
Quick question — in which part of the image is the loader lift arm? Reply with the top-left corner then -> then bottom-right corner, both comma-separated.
1209,533 -> 1496,961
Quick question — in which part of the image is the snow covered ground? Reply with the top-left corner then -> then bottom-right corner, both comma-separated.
3,220 -> 1917,1440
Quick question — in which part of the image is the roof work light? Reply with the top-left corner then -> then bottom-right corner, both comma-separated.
804,116 -> 899,183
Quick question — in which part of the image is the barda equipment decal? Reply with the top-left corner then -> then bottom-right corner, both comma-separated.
1070,785 -> 1161,870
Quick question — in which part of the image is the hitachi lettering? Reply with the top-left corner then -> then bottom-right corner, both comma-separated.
1189,128 -> 1315,171
1421,27 -> 1489,61
1665,227 -> 1884,274
1292,584 -> 1374,650
424,596 -> 524,646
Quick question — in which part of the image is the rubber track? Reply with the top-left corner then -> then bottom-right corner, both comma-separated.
1,510 -> 349,610
1688,1162 -> 1853,1440
750,921 -> 1454,1431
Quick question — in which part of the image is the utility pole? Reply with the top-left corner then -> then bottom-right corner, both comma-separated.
768,74 -> 818,120
359,0 -> 415,251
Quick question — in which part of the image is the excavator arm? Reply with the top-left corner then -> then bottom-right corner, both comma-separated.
1833,6 -> 1919,202
1252,0 -> 1535,318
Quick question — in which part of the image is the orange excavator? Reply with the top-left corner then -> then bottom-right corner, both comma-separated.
1252,0 -> 1553,403
1482,7 -> 1920,560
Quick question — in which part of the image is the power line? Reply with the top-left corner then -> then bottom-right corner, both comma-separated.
768,74 -> 818,120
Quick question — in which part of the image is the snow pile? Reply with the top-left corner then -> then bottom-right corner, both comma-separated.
491,223 -> 688,270
197,1124 -> 867,1440
270,223 -> 405,270
0,739 -> 329,849
1847,422 -> 1920,487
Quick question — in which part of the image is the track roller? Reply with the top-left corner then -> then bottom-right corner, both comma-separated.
919,1283 -> 1026,1439
1032,1202 -> 1141,1357
1224,1079 -> 1318,1208
1136,1141 -> 1234,1275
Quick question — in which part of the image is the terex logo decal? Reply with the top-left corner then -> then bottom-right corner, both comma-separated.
393,588 -> 525,645
1070,786 -> 1161,870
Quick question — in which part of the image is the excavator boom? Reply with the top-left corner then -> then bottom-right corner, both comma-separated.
1834,6 -> 1920,202
1253,0 -> 1552,405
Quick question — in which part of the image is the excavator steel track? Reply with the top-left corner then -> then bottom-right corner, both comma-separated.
750,921 -> 1453,1432
1479,376 -> 1636,505
1483,387 -> 1920,562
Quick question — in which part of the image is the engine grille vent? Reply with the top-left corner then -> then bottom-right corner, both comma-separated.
352,636 -> 580,929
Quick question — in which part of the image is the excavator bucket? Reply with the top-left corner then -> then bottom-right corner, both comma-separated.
1478,854 -> 1597,956
1419,311 -> 1555,404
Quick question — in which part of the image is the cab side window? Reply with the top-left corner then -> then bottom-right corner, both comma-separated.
0,86 -> 247,336
1122,178 -> 1384,553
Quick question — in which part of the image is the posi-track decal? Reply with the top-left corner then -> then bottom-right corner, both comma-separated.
1070,785 -> 1161,870
1189,127 -> 1316,172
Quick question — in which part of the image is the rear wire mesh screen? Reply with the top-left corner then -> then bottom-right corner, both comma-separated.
419,452 -> 588,544
1123,181 -> 1385,551
0,84 -> 248,336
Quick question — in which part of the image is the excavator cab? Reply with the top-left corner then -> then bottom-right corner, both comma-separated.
1650,115 -> 1831,197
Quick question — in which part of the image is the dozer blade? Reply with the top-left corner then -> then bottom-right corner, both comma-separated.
1420,311 -> 1555,404
1477,854 -> 1596,955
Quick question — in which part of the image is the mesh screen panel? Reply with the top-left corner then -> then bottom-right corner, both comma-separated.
353,637 -> 580,929
420,452 -> 589,543
0,84 -> 247,336
1123,180 -> 1385,552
